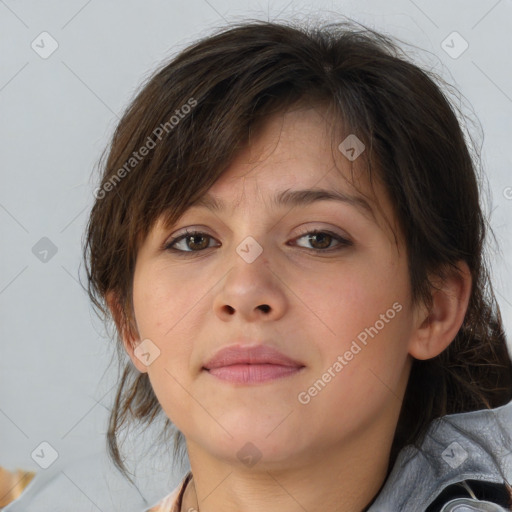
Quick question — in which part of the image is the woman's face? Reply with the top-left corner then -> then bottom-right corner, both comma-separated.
127,105 -> 419,469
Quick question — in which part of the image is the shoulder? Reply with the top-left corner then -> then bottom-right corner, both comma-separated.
367,400 -> 512,511
146,471 -> 192,512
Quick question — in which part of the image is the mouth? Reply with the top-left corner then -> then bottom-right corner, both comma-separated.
202,343 -> 305,384
203,363 -> 305,384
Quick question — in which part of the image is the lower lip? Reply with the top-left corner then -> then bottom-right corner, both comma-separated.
205,364 -> 303,383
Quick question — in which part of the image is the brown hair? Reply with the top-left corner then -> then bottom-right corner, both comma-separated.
82,18 -> 512,483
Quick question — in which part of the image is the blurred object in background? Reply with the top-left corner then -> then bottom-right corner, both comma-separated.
0,466 -> 35,507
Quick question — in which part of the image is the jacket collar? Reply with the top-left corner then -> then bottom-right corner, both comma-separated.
367,400 -> 512,511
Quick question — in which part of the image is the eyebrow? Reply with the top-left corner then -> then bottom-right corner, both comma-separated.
190,188 -> 377,223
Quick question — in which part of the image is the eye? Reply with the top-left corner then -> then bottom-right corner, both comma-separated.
164,228 -> 352,254
164,230 -> 219,253
292,229 -> 352,252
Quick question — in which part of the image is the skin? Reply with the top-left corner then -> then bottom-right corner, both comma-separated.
108,105 -> 472,512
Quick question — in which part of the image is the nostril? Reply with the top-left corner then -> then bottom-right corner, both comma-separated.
258,304 -> 270,313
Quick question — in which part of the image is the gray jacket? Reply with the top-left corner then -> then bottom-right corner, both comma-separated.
368,400 -> 512,511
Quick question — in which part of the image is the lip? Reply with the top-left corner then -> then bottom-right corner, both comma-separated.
202,343 -> 305,384
203,343 -> 303,369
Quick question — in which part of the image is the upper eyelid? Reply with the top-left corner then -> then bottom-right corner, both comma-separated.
166,224 -> 350,241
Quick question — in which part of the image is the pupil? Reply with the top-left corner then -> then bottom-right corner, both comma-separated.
312,233 -> 330,249
190,235 -> 206,250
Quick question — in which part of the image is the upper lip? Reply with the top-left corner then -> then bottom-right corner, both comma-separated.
203,343 -> 304,370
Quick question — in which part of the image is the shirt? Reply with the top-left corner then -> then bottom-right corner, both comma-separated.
147,471 -> 192,512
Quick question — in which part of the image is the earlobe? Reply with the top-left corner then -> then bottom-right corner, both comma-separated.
105,290 -> 148,374
408,261 -> 472,361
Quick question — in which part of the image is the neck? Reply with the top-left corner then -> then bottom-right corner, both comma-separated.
181,424 -> 394,512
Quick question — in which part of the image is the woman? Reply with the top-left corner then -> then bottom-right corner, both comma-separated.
83,19 -> 512,511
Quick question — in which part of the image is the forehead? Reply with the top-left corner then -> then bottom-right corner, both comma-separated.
188,106 -> 391,228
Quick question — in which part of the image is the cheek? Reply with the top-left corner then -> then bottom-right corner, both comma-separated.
132,263 -> 205,340
132,266 -> 204,424
295,254 -> 408,340
298,254 -> 412,388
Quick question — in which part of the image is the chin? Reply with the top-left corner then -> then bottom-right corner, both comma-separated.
201,427 -> 304,467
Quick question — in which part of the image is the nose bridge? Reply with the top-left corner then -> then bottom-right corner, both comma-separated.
228,236 -> 272,293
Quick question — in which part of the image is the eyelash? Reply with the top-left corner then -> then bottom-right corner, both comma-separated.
163,228 -> 353,255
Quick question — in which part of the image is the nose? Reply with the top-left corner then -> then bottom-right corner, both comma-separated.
212,245 -> 287,323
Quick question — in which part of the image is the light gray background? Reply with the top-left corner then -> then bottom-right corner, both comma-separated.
1,1 -> 511,510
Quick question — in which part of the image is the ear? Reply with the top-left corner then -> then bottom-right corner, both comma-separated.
408,260 -> 472,360
105,290 -> 148,374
